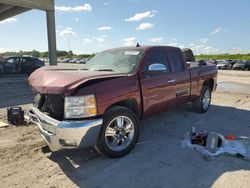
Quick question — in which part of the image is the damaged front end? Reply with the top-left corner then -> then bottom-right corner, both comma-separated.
33,93 -> 64,121
29,105 -> 103,151
27,67 -> 127,151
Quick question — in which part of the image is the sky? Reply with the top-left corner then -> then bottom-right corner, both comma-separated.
0,0 -> 250,55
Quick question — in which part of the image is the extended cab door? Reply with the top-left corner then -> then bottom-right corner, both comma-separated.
167,48 -> 190,105
140,48 -> 176,118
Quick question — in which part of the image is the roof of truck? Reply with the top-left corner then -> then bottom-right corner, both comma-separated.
105,45 -> 181,52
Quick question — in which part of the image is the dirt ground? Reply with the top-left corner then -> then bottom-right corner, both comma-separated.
0,69 -> 250,188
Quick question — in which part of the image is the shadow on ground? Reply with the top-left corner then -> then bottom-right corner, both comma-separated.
48,104 -> 250,188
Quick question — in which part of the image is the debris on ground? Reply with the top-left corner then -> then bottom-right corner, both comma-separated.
0,121 -> 9,128
7,107 -> 25,125
182,128 -> 250,161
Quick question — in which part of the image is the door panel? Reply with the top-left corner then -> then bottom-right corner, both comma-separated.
140,48 -> 176,118
140,74 -> 176,118
167,48 -> 191,105
174,71 -> 190,105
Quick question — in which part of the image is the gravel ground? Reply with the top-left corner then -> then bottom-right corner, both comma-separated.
0,69 -> 250,188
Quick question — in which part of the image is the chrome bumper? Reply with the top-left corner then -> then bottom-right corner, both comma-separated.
29,106 -> 103,152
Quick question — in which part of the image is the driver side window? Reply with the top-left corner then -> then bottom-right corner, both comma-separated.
146,49 -> 171,73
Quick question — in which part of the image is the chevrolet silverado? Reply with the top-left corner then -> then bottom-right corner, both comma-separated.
29,46 -> 217,158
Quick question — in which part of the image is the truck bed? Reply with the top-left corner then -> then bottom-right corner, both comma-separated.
188,62 -> 217,97
187,61 -> 207,68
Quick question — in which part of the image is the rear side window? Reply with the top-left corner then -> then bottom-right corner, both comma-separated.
6,58 -> 14,64
146,49 -> 170,72
21,58 -> 31,66
168,49 -> 184,72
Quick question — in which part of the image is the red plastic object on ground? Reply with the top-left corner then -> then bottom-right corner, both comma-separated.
226,134 -> 236,140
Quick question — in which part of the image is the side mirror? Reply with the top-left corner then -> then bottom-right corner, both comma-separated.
148,63 -> 167,71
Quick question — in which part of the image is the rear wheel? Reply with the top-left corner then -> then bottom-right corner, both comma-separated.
193,86 -> 211,113
96,106 -> 139,158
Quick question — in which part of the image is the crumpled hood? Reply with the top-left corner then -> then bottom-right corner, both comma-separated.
28,66 -> 127,94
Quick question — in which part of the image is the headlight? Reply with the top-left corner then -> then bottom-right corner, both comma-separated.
64,95 -> 97,119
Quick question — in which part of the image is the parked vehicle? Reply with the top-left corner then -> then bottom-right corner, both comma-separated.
80,58 -> 87,64
245,61 -> 250,70
75,58 -> 86,64
28,46 -> 217,158
228,59 -> 237,68
0,56 -> 44,75
216,60 -> 231,70
68,58 -> 78,63
232,60 -> 250,70
206,59 -> 218,65
61,58 -> 71,63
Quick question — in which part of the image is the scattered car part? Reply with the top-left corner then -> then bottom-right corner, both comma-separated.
0,121 -> 9,128
190,127 -> 207,146
7,107 -> 25,125
206,133 -> 219,153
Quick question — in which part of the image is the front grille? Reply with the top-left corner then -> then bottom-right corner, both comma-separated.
34,94 -> 64,120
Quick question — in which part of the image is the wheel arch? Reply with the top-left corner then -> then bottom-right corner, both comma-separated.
203,78 -> 214,91
104,98 -> 140,118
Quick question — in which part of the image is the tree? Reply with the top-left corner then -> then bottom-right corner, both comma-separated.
40,52 -> 48,58
31,50 -> 40,57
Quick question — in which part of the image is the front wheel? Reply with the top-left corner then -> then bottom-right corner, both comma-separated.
96,106 -> 139,158
193,86 -> 211,113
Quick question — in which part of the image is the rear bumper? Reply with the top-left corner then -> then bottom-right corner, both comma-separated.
29,106 -> 103,151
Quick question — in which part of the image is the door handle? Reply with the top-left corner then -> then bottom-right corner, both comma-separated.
167,79 -> 175,83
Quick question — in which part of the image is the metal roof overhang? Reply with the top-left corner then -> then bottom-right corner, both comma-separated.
0,0 -> 54,20
0,0 -> 57,65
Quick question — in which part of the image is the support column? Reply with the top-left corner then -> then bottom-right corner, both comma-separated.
46,10 -> 57,65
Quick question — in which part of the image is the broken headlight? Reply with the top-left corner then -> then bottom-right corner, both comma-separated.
64,95 -> 97,119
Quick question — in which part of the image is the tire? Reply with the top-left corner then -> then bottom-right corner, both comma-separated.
193,86 -> 211,113
96,106 -> 139,158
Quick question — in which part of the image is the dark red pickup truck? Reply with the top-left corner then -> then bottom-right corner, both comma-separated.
29,46 -> 217,158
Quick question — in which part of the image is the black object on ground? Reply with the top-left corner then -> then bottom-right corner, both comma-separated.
190,127 -> 208,146
7,107 -> 25,125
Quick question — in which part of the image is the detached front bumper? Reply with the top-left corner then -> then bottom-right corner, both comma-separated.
29,106 -> 103,152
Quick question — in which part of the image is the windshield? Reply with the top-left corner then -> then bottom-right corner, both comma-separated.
83,49 -> 144,73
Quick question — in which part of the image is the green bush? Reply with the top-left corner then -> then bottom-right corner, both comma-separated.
196,54 -> 250,61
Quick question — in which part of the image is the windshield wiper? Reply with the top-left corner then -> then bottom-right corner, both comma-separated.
81,68 -> 89,70
95,69 -> 115,72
